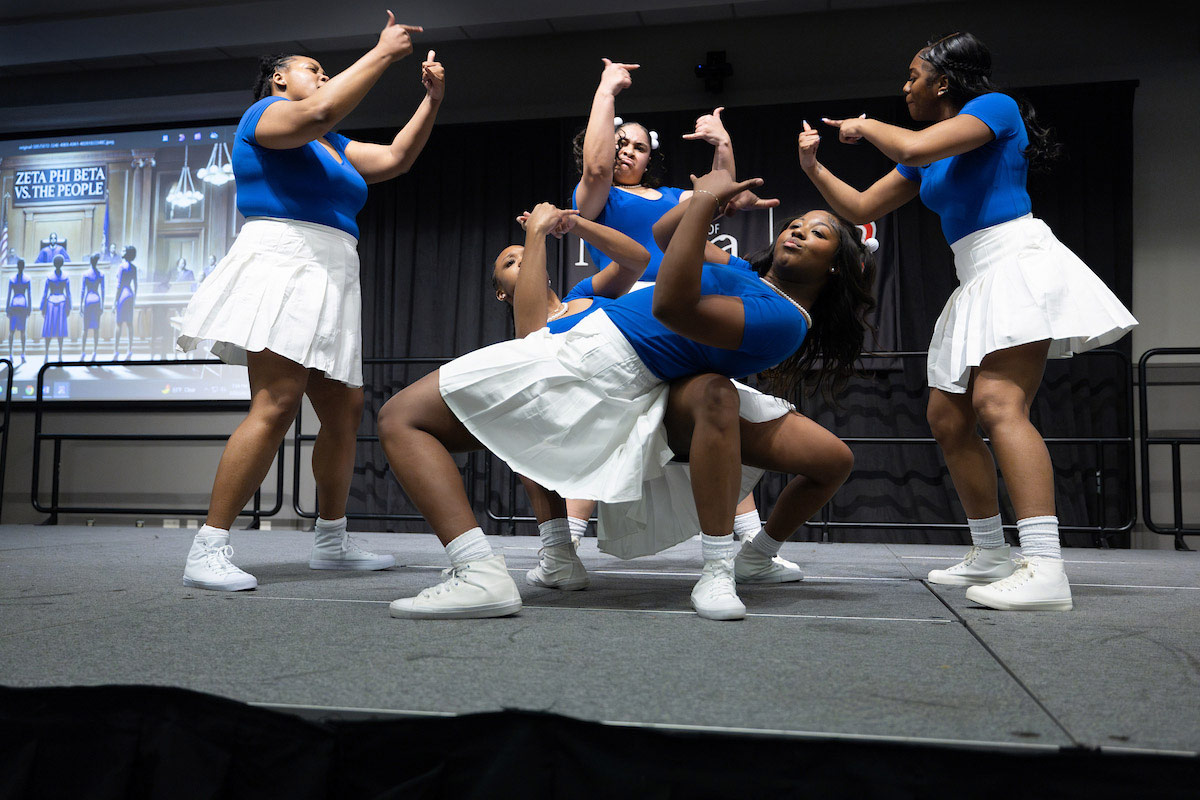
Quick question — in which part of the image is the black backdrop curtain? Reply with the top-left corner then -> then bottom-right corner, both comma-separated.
346,80 -> 1136,544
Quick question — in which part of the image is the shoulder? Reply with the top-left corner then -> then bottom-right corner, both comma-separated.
238,97 -> 287,141
959,92 -> 1022,137
661,186 -> 686,202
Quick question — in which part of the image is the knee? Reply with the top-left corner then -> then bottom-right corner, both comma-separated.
377,390 -> 421,446
971,389 -> 1025,434
693,375 -> 740,430
252,390 -> 303,434
829,440 -> 854,485
927,399 -> 972,445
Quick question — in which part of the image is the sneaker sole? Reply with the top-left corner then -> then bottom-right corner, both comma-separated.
735,570 -> 804,585
182,576 -> 257,591
388,599 -> 523,620
525,569 -> 589,591
964,592 -> 1074,612
927,571 -> 1013,586
309,557 -> 396,571
690,600 -> 747,621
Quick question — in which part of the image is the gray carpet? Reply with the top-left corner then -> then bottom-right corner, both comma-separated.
1,525 -> 1197,755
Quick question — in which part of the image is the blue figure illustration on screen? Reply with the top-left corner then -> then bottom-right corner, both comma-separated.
81,252 -> 106,361
40,255 -> 72,362
35,232 -> 71,264
113,245 -> 138,361
6,258 -> 31,365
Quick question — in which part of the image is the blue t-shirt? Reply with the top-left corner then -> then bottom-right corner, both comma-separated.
895,92 -> 1030,244
549,257 -> 807,381
572,183 -> 685,282
233,97 -> 369,238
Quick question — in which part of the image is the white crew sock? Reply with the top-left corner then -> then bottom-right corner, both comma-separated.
733,510 -> 761,542
567,516 -> 589,541
315,516 -> 347,533
967,513 -> 1004,549
445,527 -> 493,567
538,518 -> 572,549
700,533 -> 736,562
748,529 -> 784,559
1017,515 -> 1061,560
196,524 -> 229,543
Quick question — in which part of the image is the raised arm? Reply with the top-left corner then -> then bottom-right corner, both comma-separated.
650,200 -> 736,265
575,58 -> 638,220
652,170 -> 764,349
798,120 -> 918,224
253,13 -> 422,149
684,106 -> 779,217
822,113 -> 994,167
344,50 -> 444,184
513,204 -> 579,338
568,217 -> 648,298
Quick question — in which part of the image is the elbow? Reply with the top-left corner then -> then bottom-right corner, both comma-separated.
651,299 -> 682,329
896,145 -> 926,168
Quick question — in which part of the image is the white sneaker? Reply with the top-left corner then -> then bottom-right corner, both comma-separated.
927,545 -> 1014,586
182,533 -> 257,591
389,555 -> 522,619
526,543 -> 589,590
734,540 -> 803,584
309,526 -> 395,571
964,556 -> 1074,611
690,559 -> 746,620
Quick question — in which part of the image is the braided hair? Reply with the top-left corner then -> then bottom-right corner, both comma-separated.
920,32 -> 1062,171
571,121 -> 666,189
252,54 -> 296,101
747,212 -> 878,401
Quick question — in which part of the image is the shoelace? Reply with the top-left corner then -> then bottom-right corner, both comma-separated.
992,557 -> 1033,590
704,562 -> 738,599
423,564 -> 482,597
206,544 -> 242,576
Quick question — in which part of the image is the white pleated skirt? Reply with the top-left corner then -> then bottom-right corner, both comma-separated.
177,218 -> 363,387
928,214 -> 1137,394
439,310 -> 795,559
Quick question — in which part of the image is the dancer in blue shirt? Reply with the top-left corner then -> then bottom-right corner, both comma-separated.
378,169 -> 875,620
176,13 -> 443,591
570,57 -> 779,548
802,31 -> 1136,611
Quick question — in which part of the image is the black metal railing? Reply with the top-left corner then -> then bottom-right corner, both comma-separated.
1138,347 -> 1200,550
31,359 -> 282,524
801,349 -> 1136,545
292,350 -> 1135,544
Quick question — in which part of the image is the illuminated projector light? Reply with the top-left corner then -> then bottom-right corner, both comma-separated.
196,142 -> 235,186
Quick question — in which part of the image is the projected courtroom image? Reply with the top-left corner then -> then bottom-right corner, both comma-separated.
0,125 -> 250,401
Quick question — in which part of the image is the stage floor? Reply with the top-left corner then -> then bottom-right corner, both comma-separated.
1,525 -> 1197,757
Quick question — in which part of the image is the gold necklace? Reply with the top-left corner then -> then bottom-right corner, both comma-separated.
760,277 -> 812,327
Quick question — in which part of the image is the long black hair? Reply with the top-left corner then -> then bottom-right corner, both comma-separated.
571,121 -> 666,189
747,213 -> 877,400
252,54 -> 295,101
920,32 -> 1063,171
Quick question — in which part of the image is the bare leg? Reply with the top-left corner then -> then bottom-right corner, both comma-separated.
971,340 -> 1055,518
518,476 -> 568,524
377,369 -> 486,545
664,374 -> 743,536
565,498 -> 596,522
927,387 -> 1000,519
739,413 -> 854,541
304,372 -> 364,521
205,349 -> 308,529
